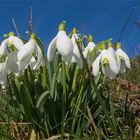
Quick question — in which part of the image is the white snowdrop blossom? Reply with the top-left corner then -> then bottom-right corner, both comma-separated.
0,32 -> 24,58
92,43 -> 118,79
115,43 -> 130,73
107,41 -> 121,73
17,33 -> 43,72
8,32 -> 24,50
83,35 -> 96,58
0,32 -> 24,86
47,22 -> 74,65
70,28 -> 83,68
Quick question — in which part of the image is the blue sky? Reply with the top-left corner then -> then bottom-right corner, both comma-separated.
0,0 -> 140,57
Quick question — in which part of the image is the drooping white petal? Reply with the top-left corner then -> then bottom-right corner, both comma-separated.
56,31 -> 73,57
47,37 -> 57,61
6,51 -> 19,73
114,51 -> 121,72
83,46 -> 89,58
18,57 -> 31,72
15,71 -> 24,77
0,39 -> 9,58
122,51 -> 130,68
70,33 -> 82,66
83,42 -> 95,59
102,65 -> 116,79
63,53 -> 73,65
33,45 -> 43,70
0,63 -> 5,75
108,47 -> 115,58
116,48 -> 130,69
92,54 -> 101,76
0,62 -> 7,88
9,36 -> 24,50
87,42 -> 95,52
30,56 -> 36,69
71,33 -> 81,60
17,39 -> 36,62
71,53 -> 78,63
77,58 -> 83,69
101,50 -> 118,74
120,61 -> 126,73
108,47 -> 120,72
0,75 -> 7,88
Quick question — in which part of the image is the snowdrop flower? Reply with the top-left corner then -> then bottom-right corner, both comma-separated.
47,21 -> 74,64
0,32 -> 24,77
0,39 -> 9,58
17,33 -> 43,71
83,35 -> 96,58
115,42 -> 130,73
7,32 -> 24,50
92,43 -> 118,79
70,27 -> 83,68
107,40 -> 120,72
0,32 -> 24,58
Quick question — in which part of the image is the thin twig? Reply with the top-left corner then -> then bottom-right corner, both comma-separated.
11,121 -> 21,139
87,106 -> 101,140
46,133 -> 70,140
0,122 -> 32,125
12,18 -> 20,37
118,7 -> 136,42
28,5 -> 33,33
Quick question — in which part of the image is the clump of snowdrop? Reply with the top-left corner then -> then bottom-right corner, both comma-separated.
0,22 -> 131,88
47,21 -> 74,64
115,42 -> 130,73
92,42 -> 118,79
17,33 -> 43,72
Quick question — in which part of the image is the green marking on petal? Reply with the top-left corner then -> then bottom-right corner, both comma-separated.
8,41 -> 16,51
119,55 -> 124,61
8,41 -> 13,47
102,58 -> 109,65
0,55 -> 6,63
58,21 -> 66,31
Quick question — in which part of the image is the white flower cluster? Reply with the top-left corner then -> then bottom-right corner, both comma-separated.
0,32 -> 43,88
0,22 -> 130,88
92,41 -> 130,79
47,22 -> 95,68
47,22 -> 130,79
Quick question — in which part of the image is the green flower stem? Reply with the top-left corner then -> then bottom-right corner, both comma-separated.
61,60 -> 67,140
72,84 -> 84,132
42,65 -> 49,89
72,68 -> 79,90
